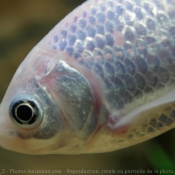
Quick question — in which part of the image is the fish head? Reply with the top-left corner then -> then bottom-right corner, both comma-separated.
0,47 -> 99,155
0,49 -> 62,154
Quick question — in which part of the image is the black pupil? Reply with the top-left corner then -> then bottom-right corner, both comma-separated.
17,105 -> 33,121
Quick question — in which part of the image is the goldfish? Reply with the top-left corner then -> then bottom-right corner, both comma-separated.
0,0 -> 175,155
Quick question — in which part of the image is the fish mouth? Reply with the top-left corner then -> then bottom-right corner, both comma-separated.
0,103 -> 16,150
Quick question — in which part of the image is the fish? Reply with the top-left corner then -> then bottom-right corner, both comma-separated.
0,0 -> 175,155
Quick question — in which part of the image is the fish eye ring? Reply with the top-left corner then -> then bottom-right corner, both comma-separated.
9,95 -> 43,129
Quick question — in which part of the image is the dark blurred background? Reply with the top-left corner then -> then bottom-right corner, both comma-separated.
0,0 -> 175,174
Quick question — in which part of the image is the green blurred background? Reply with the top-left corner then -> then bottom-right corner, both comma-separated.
0,0 -> 175,174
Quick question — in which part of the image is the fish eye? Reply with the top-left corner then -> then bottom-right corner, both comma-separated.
9,95 -> 43,129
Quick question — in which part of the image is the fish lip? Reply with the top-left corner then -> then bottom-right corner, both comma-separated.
0,103 -> 3,121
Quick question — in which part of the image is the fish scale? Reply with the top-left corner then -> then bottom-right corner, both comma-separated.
44,0 -> 175,113
0,0 -> 175,154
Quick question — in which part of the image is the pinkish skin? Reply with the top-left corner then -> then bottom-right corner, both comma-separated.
1,0 -> 175,155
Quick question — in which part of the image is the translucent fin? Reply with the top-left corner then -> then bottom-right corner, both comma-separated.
113,89 -> 175,129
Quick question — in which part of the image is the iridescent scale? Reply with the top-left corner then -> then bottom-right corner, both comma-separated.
51,0 -> 175,111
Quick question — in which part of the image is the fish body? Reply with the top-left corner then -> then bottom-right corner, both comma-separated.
0,0 -> 175,154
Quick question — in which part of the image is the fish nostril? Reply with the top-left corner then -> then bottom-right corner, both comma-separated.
9,95 -> 43,128
15,103 -> 34,122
